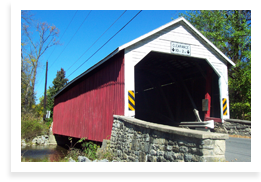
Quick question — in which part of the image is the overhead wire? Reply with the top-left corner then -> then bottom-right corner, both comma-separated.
47,10 -> 78,61
65,10 -> 127,73
36,10 -> 78,93
37,10 -> 142,99
66,10 -> 142,79
49,10 -> 92,68
36,10 -> 91,98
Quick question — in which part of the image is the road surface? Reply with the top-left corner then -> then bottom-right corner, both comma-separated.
225,137 -> 251,162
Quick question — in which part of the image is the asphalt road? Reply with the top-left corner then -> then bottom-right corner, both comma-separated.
225,137 -> 251,162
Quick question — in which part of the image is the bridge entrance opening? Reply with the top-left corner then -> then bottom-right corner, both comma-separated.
134,51 -> 221,126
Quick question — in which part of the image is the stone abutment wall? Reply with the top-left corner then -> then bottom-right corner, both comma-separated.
110,115 -> 229,162
214,119 -> 251,137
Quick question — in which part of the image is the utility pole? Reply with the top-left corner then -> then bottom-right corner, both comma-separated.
43,60 -> 48,122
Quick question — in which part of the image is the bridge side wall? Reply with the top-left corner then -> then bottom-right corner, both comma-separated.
110,115 -> 228,162
53,51 -> 125,142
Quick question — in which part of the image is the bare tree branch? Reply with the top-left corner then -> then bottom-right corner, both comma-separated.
22,17 -> 60,110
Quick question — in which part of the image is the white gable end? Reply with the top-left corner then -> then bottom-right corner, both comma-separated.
124,19 -> 231,120
125,22 -> 228,77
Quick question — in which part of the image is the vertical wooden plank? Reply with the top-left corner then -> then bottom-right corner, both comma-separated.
53,51 -> 125,142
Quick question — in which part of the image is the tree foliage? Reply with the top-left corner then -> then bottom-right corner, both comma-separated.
179,10 -> 251,120
37,68 -> 68,120
21,10 -> 60,112
228,61 -> 251,120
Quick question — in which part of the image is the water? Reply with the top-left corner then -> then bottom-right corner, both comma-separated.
21,145 -> 68,162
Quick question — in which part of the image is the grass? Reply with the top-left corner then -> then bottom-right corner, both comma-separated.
21,112 -> 50,140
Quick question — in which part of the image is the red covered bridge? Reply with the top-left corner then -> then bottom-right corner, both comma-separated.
53,51 -> 125,142
52,17 -> 234,143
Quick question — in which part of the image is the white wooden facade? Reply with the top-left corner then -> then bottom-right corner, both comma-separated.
121,17 -> 235,121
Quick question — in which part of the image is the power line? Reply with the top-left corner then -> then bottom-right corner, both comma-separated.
66,10 -> 127,73
47,10 -> 78,61
66,10 -> 142,79
36,11 -> 78,91
49,10 -> 92,69
37,10 -> 142,99
37,11 -> 91,98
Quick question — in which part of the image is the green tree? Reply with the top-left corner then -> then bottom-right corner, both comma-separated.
50,68 -> 69,95
21,10 -> 60,112
41,68 -> 69,119
228,60 -> 251,120
179,10 -> 251,120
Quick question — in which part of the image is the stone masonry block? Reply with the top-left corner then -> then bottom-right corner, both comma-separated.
164,151 -> 174,162
173,153 -> 183,160
199,149 -> 214,156
201,139 -> 214,146
113,116 -> 229,162
213,140 -> 226,155
179,146 -> 188,153
153,138 -> 166,145
157,151 -> 164,156
147,155 -> 157,162
166,145 -> 173,151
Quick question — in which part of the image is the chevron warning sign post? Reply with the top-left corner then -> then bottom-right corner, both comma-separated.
222,98 -> 227,116
128,90 -> 135,111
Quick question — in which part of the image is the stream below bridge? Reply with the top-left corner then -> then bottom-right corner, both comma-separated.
21,145 -> 68,162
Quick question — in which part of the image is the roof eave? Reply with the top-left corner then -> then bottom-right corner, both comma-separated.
53,48 -> 121,98
53,16 -> 236,99
181,18 -> 236,67
119,16 -> 235,67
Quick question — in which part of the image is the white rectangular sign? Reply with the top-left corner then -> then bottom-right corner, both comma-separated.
46,110 -> 50,119
170,42 -> 191,56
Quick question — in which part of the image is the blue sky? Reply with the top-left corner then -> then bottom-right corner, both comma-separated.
24,10 -> 187,104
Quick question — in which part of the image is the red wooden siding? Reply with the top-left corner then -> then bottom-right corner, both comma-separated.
53,51 -> 125,142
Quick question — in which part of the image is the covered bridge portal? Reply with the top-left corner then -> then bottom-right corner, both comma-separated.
53,17 -> 235,143
135,51 -> 220,126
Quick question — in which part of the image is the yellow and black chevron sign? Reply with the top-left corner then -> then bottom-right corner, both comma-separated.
128,90 -> 135,111
222,98 -> 227,116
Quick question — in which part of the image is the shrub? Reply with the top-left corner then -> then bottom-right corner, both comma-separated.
21,112 -> 49,140
81,141 -> 100,160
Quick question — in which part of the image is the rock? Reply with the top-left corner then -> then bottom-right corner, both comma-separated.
21,139 -> 27,146
41,135 -> 45,141
179,146 -> 188,153
150,149 -> 157,156
68,157 -> 76,162
36,136 -> 43,145
164,151 -> 174,161
32,138 -> 37,145
44,140 -> 49,145
98,159 -> 109,162
78,156 -> 92,162
157,151 -> 164,156
166,145 -> 173,151
30,135 -> 51,145
184,154 -> 193,162
117,150 -> 122,157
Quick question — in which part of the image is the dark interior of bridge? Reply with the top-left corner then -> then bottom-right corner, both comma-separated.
134,51 -> 221,126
